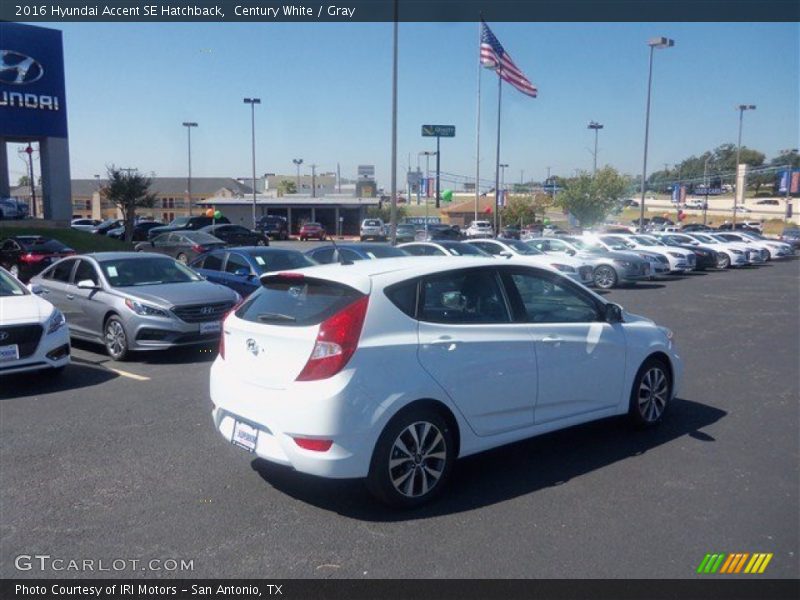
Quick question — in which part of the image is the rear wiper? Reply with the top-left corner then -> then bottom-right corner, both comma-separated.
257,312 -> 296,322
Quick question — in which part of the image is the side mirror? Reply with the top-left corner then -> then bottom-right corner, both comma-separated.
604,303 -> 624,324
77,279 -> 99,290
499,250 -> 513,258
566,249 -> 576,256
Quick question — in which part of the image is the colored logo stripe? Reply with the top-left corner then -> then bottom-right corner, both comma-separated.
698,552 -> 773,574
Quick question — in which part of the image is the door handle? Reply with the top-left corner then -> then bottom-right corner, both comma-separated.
429,337 -> 461,351
66,294 -> 75,300
541,335 -> 563,343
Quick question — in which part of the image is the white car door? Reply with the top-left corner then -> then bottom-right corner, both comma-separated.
416,266 -> 536,436
499,266 -> 627,424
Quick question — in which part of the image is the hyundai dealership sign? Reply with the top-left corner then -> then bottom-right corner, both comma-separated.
0,22 -> 68,138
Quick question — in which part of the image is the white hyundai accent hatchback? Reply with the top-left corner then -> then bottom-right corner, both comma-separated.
210,257 -> 682,507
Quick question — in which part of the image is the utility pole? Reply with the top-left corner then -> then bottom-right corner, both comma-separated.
588,121 -> 603,175
389,0 -> 399,244
732,104 -> 756,228
243,97 -> 261,229
293,158 -> 303,190
310,164 -> 317,198
182,122 -> 197,215
23,145 -> 36,218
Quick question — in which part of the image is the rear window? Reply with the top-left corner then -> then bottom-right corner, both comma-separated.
361,246 -> 407,259
248,250 -> 316,273
17,238 -> 70,253
236,276 -> 363,327
363,220 -> 382,226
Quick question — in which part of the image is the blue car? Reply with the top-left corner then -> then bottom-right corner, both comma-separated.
188,247 -> 316,297
305,243 -> 409,264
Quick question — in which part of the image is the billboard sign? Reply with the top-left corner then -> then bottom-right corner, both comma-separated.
0,23 -> 68,138
357,164 -> 375,180
421,124 -> 455,138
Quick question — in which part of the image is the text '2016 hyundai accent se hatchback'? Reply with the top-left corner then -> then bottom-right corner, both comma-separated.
210,257 -> 682,507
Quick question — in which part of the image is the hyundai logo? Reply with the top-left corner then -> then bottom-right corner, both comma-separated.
0,51 -> 44,85
246,339 -> 259,356
0,331 -> 8,342
200,306 -> 214,316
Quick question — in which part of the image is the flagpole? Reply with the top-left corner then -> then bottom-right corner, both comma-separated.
494,76 -> 502,235
475,20 -> 482,224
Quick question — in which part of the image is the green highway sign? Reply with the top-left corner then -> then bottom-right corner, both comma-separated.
421,124 -> 456,138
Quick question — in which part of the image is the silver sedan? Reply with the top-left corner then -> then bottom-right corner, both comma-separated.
29,252 -> 240,360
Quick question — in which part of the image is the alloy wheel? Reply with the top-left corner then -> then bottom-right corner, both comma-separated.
388,421 -> 447,498
637,366 -> 669,423
594,266 -> 617,289
105,319 -> 127,360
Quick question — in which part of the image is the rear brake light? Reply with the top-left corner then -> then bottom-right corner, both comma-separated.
19,253 -> 47,263
293,437 -> 333,452
296,295 -> 369,381
276,272 -> 305,280
192,244 -> 204,253
218,299 -> 244,360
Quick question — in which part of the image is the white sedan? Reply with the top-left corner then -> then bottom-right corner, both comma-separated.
683,233 -> 752,267
0,267 -> 70,376
464,238 -> 595,285
599,234 -> 696,273
210,257 -> 682,507
717,231 -> 792,260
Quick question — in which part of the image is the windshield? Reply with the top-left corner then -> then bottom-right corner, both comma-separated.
710,235 -> 732,243
691,234 -> 714,243
504,239 -> 542,255
396,224 -> 416,232
601,236 -> 634,250
184,231 -> 223,244
440,242 -> 488,256
633,236 -> 663,246
16,238 -> 71,253
562,237 -> 590,251
169,217 -> 190,227
362,245 -> 408,259
363,220 -> 382,227
248,250 -> 317,273
0,270 -> 28,296
99,257 -> 202,287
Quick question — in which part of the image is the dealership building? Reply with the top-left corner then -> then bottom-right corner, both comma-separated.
1,22 -> 72,222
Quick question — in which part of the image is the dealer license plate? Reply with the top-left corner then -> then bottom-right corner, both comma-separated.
231,420 -> 258,452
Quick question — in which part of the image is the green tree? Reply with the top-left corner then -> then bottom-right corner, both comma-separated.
366,204 -> 407,223
277,179 -> 296,196
100,167 -> 157,243
502,193 -> 552,226
17,175 -> 31,187
557,167 -> 629,227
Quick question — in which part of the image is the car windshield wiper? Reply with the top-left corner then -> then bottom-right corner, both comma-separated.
257,312 -> 297,323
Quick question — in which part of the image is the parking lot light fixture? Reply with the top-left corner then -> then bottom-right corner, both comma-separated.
732,104 -> 756,228
243,98 -> 261,228
182,122 -> 197,216
639,36 -> 675,232
588,121 -> 604,175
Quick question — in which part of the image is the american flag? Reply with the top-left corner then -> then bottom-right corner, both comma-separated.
480,21 -> 537,98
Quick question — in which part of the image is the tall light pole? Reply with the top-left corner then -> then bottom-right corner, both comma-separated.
588,121 -> 603,175
292,158 -> 303,190
703,155 -> 712,226
182,122 -> 197,216
309,163 -> 317,198
732,104 -> 756,228
389,0 -> 399,244
639,36 -> 674,232
499,163 -> 508,231
419,151 -> 436,234
243,98 -> 261,228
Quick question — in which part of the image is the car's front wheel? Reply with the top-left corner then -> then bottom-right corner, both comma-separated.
717,253 -> 731,269
104,316 -> 130,361
628,358 -> 672,428
593,265 -> 618,289
367,407 -> 455,508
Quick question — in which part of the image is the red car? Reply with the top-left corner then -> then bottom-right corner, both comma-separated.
0,236 -> 76,281
299,222 -> 326,241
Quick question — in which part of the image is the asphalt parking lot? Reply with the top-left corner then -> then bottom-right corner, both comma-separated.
1,252 -> 798,579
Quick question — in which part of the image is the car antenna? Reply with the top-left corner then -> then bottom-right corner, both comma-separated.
326,232 -> 353,265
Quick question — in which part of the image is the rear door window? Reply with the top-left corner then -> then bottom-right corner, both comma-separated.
236,276 -> 363,327
419,268 -> 510,324
198,253 -> 224,271
225,253 -> 251,275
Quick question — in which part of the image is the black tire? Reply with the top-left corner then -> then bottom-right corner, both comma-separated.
717,253 -> 731,269
104,315 -> 130,361
366,406 -> 455,508
593,265 -> 618,289
628,357 -> 672,428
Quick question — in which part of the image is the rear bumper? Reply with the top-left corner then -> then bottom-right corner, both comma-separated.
209,358 -> 373,478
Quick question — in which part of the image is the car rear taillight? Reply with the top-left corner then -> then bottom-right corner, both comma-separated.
19,253 -> 47,264
218,299 -> 244,360
293,437 -> 333,452
192,244 -> 204,253
295,295 -> 369,381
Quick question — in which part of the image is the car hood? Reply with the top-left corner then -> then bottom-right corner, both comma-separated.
113,281 -> 238,308
0,293 -> 54,325
587,250 -> 646,263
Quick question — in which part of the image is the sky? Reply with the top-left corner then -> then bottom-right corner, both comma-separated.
12,21 -> 800,189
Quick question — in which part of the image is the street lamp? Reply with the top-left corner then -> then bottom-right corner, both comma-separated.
703,155 -> 713,226
243,98 -> 261,229
182,122 -> 197,216
292,158 -> 303,190
732,104 -> 756,227
639,36 -> 675,232
587,121 -> 604,175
